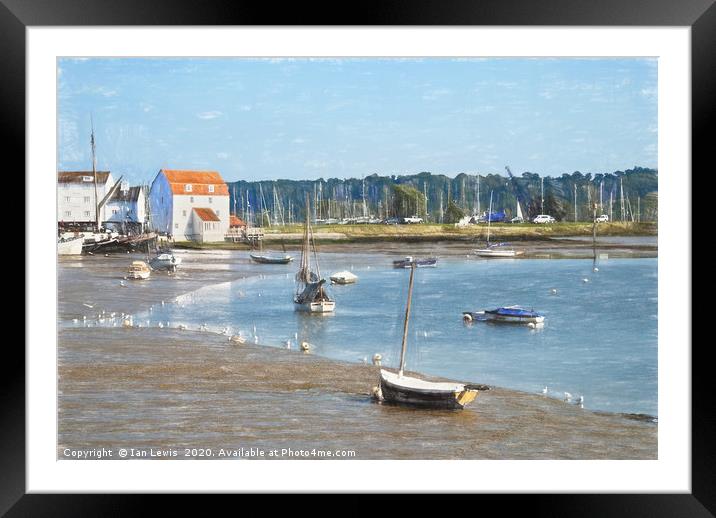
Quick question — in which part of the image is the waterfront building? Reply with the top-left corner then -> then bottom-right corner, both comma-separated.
149,169 -> 230,242
105,182 -> 148,233
57,171 -> 116,228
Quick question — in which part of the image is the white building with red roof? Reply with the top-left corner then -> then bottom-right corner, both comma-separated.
149,169 -> 230,242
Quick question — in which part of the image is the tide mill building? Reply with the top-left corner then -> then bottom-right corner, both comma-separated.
149,169 -> 230,242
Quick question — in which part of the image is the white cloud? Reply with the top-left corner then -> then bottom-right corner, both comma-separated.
422,88 -> 452,101
217,152 -> 230,159
640,87 -> 657,100
197,111 -> 222,120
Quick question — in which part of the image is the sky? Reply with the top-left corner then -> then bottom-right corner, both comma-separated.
58,57 -> 657,185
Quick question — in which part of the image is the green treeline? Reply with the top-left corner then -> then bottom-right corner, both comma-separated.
226,167 -> 657,224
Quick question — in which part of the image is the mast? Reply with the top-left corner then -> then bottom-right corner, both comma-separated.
540,176 -> 544,214
476,174 -> 480,216
486,191 -> 493,246
398,261 -> 416,377
574,184 -> 578,222
90,116 -> 100,233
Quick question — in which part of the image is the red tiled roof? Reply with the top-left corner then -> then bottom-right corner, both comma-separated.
58,171 -> 111,184
230,215 -> 246,227
160,169 -> 229,196
193,207 -> 220,222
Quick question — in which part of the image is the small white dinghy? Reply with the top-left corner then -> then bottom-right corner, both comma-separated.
330,271 -> 358,284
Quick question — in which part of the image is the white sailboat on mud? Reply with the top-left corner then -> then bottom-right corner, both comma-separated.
474,191 -> 519,258
374,260 -> 481,410
294,194 -> 335,313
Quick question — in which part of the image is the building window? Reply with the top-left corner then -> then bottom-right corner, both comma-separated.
208,185 -> 215,193
190,197 -> 194,203
185,184 -> 193,192
64,196 -> 71,203
182,210 -> 187,217
175,223 -> 179,229
64,210 -> 72,217
84,211 -> 91,218
112,209 -> 119,215
84,196 -> 91,203
216,210 -> 220,217
208,197 -> 212,204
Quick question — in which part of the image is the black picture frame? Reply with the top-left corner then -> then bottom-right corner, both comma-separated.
10,0 -> 706,512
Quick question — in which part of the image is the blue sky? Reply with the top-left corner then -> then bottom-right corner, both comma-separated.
58,57 -> 657,184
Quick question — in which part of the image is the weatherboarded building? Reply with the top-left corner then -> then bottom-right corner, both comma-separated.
57,171 -> 115,226
105,182 -> 148,232
149,169 -> 230,242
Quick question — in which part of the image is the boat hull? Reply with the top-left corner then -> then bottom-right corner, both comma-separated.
127,271 -> 150,280
250,254 -> 293,264
378,372 -> 477,410
483,312 -> 544,324
294,300 -> 336,313
473,249 -> 518,258
57,237 -> 84,255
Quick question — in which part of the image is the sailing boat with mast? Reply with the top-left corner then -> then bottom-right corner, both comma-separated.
374,260 -> 480,409
474,191 -> 518,257
294,194 -> 335,313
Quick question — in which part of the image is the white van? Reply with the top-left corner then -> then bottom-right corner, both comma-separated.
595,214 -> 609,223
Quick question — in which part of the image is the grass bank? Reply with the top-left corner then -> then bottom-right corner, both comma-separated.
172,221 -> 656,249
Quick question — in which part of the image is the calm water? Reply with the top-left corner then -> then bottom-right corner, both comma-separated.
69,254 -> 658,416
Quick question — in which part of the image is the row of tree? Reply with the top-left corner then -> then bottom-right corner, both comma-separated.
227,167 -> 658,225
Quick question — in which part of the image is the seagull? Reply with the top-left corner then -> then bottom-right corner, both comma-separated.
83,303 -> 94,309
542,386 -> 548,394
551,288 -> 558,294
563,392 -> 573,402
582,278 -> 589,283
593,267 -> 599,272
119,280 -> 126,287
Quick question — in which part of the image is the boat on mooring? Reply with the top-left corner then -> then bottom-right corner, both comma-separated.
392,256 -> 438,268
463,305 -> 544,325
294,194 -> 335,313
330,271 -> 358,284
149,252 -> 182,272
250,253 -> 293,265
474,191 -> 519,258
127,260 -> 151,280
374,260 -> 480,410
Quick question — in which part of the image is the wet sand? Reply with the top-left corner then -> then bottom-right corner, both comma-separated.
57,247 -> 657,460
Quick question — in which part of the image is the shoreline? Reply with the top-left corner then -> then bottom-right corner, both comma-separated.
58,248 -> 657,459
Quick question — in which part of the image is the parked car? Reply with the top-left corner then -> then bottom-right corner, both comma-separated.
595,214 -> 609,223
532,214 -> 556,224
402,216 -> 424,224
510,216 -> 524,223
383,217 -> 401,225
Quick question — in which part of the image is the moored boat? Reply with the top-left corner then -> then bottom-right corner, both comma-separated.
149,252 -> 182,271
374,260 -> 479,410
127,260 -> 151,280
392,256 -> 438,268
250,253 -> 293,264
330,271 -> 358,284
294,194 -> 335,313
463,305 -> 544,325
473,190 -> 519,258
